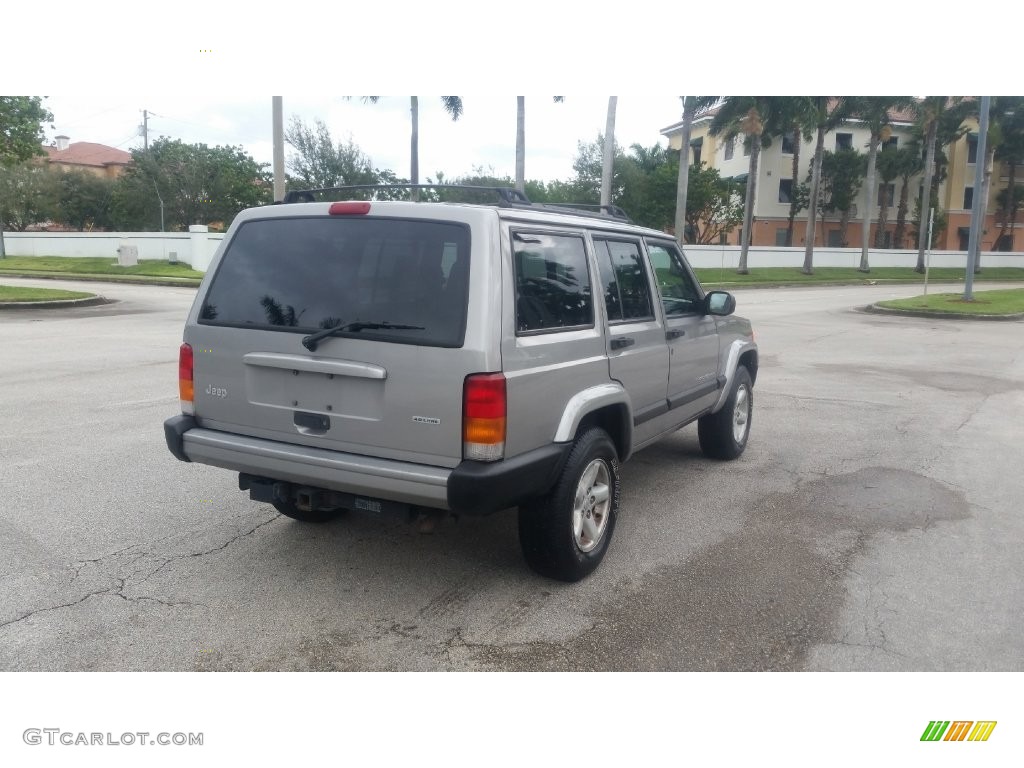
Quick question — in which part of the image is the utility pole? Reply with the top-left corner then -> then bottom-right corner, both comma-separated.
142,109 -> 149,151
964,95 -> 990,302
272,97 -> 285,202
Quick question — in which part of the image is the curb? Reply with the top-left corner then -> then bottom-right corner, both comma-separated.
0,295 -> 113,310
863,303 -> 1024,321
0,272 -> 201,288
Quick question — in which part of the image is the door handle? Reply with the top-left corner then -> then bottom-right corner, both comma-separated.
666,328 -> 686,340
610,336 -> 635,350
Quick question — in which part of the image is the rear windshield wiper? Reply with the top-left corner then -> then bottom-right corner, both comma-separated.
302,320 -> 426,351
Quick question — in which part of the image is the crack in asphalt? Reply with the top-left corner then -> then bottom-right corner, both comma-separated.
1,514 -> 280,632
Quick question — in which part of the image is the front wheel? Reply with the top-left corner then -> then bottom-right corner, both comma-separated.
698,366 -> 753,460
518,428 -> 620,582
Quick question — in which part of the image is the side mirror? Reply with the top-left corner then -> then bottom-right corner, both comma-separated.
705,291 -> 736,316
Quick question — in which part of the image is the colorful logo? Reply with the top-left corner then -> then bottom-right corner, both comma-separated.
921,721 -> 997,742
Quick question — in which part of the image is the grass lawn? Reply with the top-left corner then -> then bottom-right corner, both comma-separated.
0,257 -> 203,281
694,266 -> 1024,287
0,284 -> 95,302
875,288 -> 1024,315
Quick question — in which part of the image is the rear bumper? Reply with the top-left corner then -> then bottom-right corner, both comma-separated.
164,417 -> 570,515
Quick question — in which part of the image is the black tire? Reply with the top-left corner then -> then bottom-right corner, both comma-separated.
271,499 -> 343,523
698,366 -> 753,460
518,428 -> 620,582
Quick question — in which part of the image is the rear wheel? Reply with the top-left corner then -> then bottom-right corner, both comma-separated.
698,366 -> 753,460
518,428 -> 620,582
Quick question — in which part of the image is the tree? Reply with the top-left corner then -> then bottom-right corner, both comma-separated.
710,97 -> 777,273
284,117 -> 377,190
845,97 -> 914,270
993,100 -> 1024,250
819,149 -> 865,247
113,138 -> 270,231
515,97 -> 563,193
682,164 -> 745,244
674,96 -> 718,248
0,163 -> 59,231
52,169 -> 116,231
601,97 -> 617,208
802,97 -> 849,273
892,143 -> 923,248
0,96 -> 53,257
873,144 -> 901,248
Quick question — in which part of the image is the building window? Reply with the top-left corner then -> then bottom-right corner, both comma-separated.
691,143 -> 702,168
995,234 -> 1014,251
781,131 -> 795,154
719,232 -> 729,245
967,134 -> 978,164
883,136 -> 898,150
827,230 -> 844,247
775,228 -> 791,246
742,140 -> 750,157
877,183 -> 896,205
963,187 -> 974,210
880,230 -> 892,248
778,178 -> 793,204
724,137 -> 735,160
836,133 -> 853,151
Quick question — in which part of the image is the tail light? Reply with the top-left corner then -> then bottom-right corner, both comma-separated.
463,373 -> 506,461
179,343 -> 194,415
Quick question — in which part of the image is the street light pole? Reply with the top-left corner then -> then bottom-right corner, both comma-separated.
272,97 -> 285,203
964,95 -> 990,301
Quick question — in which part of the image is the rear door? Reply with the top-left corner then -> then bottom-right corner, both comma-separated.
645,240 -> 721,423
592,236 -> 670,444
185,207 -> 495,469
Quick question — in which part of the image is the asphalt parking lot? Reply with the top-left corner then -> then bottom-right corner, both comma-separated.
1,278 -> 1021,671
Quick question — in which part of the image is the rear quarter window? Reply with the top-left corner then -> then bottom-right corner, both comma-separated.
513,231 -> 593,334
199,216 -> 471,347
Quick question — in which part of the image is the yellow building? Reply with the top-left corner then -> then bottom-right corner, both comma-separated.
662,102 -> 1020,251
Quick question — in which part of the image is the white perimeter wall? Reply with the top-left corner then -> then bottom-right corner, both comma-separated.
3,233 -> 1024,272
2,231 -> 225,269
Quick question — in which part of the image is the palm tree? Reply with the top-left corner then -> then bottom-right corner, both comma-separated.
515,97 -> 564,193
673,96 -> 719,247
776,97 -> 818,247
913,97 -> 970,271
802,97 -> 849,274
710,97 -> 777,274
601,97 -> 617,208
353,96 -> 463,201
846,97 -> 914,270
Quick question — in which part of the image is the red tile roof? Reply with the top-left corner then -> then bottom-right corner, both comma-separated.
43,142 -> 132,168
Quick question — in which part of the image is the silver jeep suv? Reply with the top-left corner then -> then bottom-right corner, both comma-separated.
164,186 -> 758,581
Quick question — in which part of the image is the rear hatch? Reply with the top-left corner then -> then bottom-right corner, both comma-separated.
185,205 -> 495,468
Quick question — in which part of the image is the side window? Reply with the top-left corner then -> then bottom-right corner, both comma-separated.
594,238 -> 654,323
513,231 -> 593,334
646,241 -> 703,316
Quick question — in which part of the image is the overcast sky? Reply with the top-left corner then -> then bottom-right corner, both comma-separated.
6,0 -> 1012,189
40,95 -> 685,184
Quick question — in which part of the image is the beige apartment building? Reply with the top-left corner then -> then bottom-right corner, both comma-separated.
661,104 -> 1020,252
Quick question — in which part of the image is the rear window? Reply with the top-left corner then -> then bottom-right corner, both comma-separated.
199,217 -> 471,347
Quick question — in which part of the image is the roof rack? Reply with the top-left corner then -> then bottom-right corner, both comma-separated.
280,183 -> 633,223
281,184 -> 530,205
